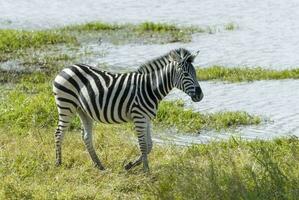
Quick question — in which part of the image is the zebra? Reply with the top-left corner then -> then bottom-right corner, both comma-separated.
53,48 -> 204,171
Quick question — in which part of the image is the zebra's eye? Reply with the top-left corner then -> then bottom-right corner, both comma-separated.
183,72 -> 189,76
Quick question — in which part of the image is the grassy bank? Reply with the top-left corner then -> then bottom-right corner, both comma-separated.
156,101 -> 261,132
0,127 -> 298,199
63,21 -> 201,34
63,21 -> 203,44
0,30 -> 78,62
197,66 -> 299,82
0,29 -> 77,53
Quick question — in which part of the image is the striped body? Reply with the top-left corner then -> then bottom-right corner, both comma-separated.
54,65 -> 136,123
53,62 -> 175,122
53,48 -> 203,171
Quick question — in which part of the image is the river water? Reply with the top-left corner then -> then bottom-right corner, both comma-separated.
1,0 -> 299,143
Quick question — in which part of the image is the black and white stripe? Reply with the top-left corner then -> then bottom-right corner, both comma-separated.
53,48 -> 203,171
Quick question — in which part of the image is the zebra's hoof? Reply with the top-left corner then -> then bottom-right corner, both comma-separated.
95,164 -> 105,171
55,161 -> 61,167
124,162 -> 133,170
143,166 -> 150,173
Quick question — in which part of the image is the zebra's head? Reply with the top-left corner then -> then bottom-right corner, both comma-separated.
170,49 -> 204,102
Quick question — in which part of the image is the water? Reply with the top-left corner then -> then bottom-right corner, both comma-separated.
164,80 -> 299,143
2,0 -> 299,68
1,0 -> 299,143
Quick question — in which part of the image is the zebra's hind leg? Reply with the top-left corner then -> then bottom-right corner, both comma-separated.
77,109 -> 105,170
55,113 -> 73,166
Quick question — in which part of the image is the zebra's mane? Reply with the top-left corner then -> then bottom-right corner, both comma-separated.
137,48 -> 192,74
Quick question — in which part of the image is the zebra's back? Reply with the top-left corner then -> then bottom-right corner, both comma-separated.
53,64 -> 137,124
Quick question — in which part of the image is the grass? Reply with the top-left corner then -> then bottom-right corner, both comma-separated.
224,22 -> 238,31
0,52 -> 76,83
64,21 -> 199,34
62,21 -> 205,44
150,137 -> 299,200
0,127 -> 298,199
0,21 -> 297,199
0,69 -> 37,84
63,21 -> 121,31
156,101 -> 261,133
197,66 -> 299,82
0,29 -> 77,54
0,21 -> 205,63
64,21 -> 185,33
135,22 -> 180,32
20,53 -> 75,73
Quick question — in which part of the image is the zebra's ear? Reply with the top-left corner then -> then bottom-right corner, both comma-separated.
188,50 -> 200,63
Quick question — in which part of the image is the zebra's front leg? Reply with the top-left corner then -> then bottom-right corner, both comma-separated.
125,117 -> 152,172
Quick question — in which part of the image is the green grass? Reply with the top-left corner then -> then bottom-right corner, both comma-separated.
0,52 -> 75,83
0,21 -> 297,199
224,22 -> 238,31
0,21 -> 203,62
0,69 -> 30,83
156,101 -> 261,133
150,137 -> 299,200
62,21 -> 205,43
135,22 -> 180,32
63,21 -> 121,31
0,29 -> 77,53
64,21 -> 198,33
197,66 -> 299,82
64,21 -> 185,33
20,53 -> 75,73
0,128 -> 298,199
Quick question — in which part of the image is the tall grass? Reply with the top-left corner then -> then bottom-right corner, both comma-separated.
149,137 -> 299,199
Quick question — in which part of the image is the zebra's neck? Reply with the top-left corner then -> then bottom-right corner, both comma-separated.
145,62 -> 176,103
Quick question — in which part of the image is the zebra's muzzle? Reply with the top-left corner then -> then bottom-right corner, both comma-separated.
191,93 -> 203,102
190,87 -> 204,102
